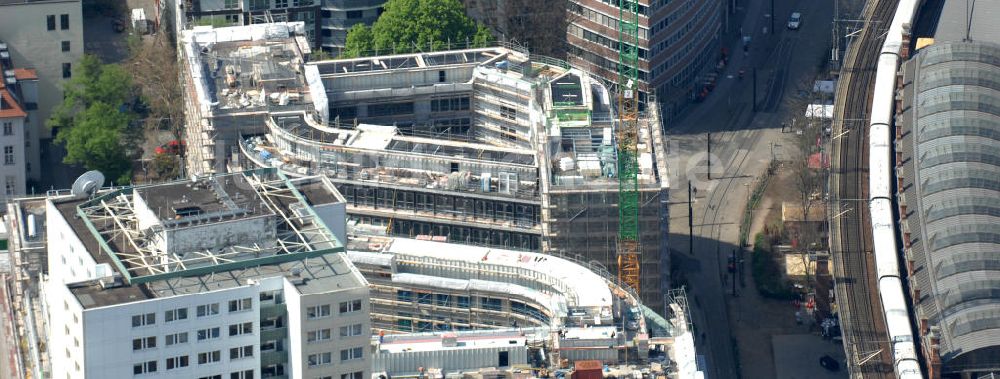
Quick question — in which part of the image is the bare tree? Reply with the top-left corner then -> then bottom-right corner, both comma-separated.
790,118 -> 825,285
128,32 -> 184,144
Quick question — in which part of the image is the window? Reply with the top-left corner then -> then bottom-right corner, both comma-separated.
229,345 -> 253,360
499,105 -> 517,120
261,316 -> 284,329
62,63 -> 71,78
275,0 -> 287,8
417,292 -> 433,305
196,303 -> 219,317
342,372 -> 364,379
165,355 -> 189,370
248,0 -> 268,10
224,0 -> 239,9
165,332 -> 188,346
133,360 -> 157,375
346,10 -> 363,19
438,70 -> 446,82
165,308 -> 188,322
196,327 -> 220,341
197,350 -> 221,364
46,15 -> 55,30
307,352 -> 332,367
199,376 -> 222,379
397,290 -> 413,303
339,324 -> 362,337
3,122 -> 12,136
367,102 -> 414,117
457,296 -> 471,308
340,347 -> 363,362
306,304 -> 330,319
480,297 -> 502,311
229,322 -> 253,336
231,370 -> 254,379
260,291 -> 282,304
307,328 -> 331,343
131,313 -> 155,327
435,294 -> 450,306
339,300 -> 362,314
261,339 -> 280,352
61,41 -> 70,52
4,146 -> 14,165
228,298 -> 252,312
132,336 -> 156,350
5,176 -> 16,196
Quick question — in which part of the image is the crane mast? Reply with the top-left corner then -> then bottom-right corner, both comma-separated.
615,0 -> 641,293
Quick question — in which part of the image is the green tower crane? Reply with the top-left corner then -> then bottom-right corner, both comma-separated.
615,0 -> 641,293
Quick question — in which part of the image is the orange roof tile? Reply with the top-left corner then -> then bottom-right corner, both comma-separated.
12,68 -> 38,81
0,89 -> 27,119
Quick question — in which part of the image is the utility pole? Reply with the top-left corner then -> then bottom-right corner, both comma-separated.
731,248 -> 738,296
688,180 -> 694,255
707,132 -> 712,179
752,68 -> 758,112
771,0 -> 775,34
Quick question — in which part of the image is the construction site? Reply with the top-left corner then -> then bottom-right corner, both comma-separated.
178,22 -> 671,311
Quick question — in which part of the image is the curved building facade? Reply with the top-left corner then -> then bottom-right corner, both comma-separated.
565,0 -> 721,114
899,41 -> 1000,376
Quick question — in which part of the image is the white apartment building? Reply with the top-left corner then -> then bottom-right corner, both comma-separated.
0,0 -> 83,181
42,170 -> 371,379
0,42 -> 36,200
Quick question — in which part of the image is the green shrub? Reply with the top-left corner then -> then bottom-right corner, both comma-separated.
751,233 -> 797,300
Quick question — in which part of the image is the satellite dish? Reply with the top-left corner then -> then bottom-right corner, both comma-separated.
71,170 -> 106,198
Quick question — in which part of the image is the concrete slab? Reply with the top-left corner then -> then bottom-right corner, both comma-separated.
772,334 -> 848,379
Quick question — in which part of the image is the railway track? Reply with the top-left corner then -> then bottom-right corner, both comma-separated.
829,0 -> 899,377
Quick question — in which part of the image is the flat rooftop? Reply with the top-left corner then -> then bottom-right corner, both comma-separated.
314,48 -> 510,76
57,170 -> 364,308
377,330 -> 527,354
350,237 -> 614,309
182,23 -> 314,115
934,0 -> 1000,42
134,173 -> 269,225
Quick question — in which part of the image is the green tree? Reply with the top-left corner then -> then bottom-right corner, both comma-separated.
343,0 -> 494,58
48,54 -> 137,184
55,102 -> 133,184
342,24 -> 374,58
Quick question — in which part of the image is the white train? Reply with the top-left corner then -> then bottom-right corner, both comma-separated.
866,0 -> 925,378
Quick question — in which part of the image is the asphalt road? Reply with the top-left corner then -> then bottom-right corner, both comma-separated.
665,0 -> 835,377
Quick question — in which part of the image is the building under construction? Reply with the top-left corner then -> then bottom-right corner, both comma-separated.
178,22 -> 670,310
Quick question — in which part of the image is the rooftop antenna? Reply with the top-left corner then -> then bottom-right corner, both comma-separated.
71,170 -> 105,199
965,0 -> 976,42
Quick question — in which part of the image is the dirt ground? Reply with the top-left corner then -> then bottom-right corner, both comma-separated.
728,163 -> 841,378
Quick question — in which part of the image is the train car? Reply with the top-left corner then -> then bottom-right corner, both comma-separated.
879,277 -> 923,379
869,198 -> 900,279
866,0 -> 923,377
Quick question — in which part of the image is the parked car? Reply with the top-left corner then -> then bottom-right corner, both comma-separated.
819,355 -> 840,372
788,12 -> 802,30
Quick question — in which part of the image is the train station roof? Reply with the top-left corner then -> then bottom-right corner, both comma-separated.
900,40 -> 1000,369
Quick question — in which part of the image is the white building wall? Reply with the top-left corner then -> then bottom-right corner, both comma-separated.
0,0 -> 84,180
312,200 -> 346,244
289,283 -> 371,378
46,279 -> 86,379
0,116 -> 26,201
44,200 -> 98,284
81,284 -> 262,378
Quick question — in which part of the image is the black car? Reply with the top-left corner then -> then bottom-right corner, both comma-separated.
820,355 -> 841,372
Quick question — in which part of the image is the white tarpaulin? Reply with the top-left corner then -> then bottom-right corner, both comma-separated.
805,104 -> 834,119
813,80 -> 836,94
